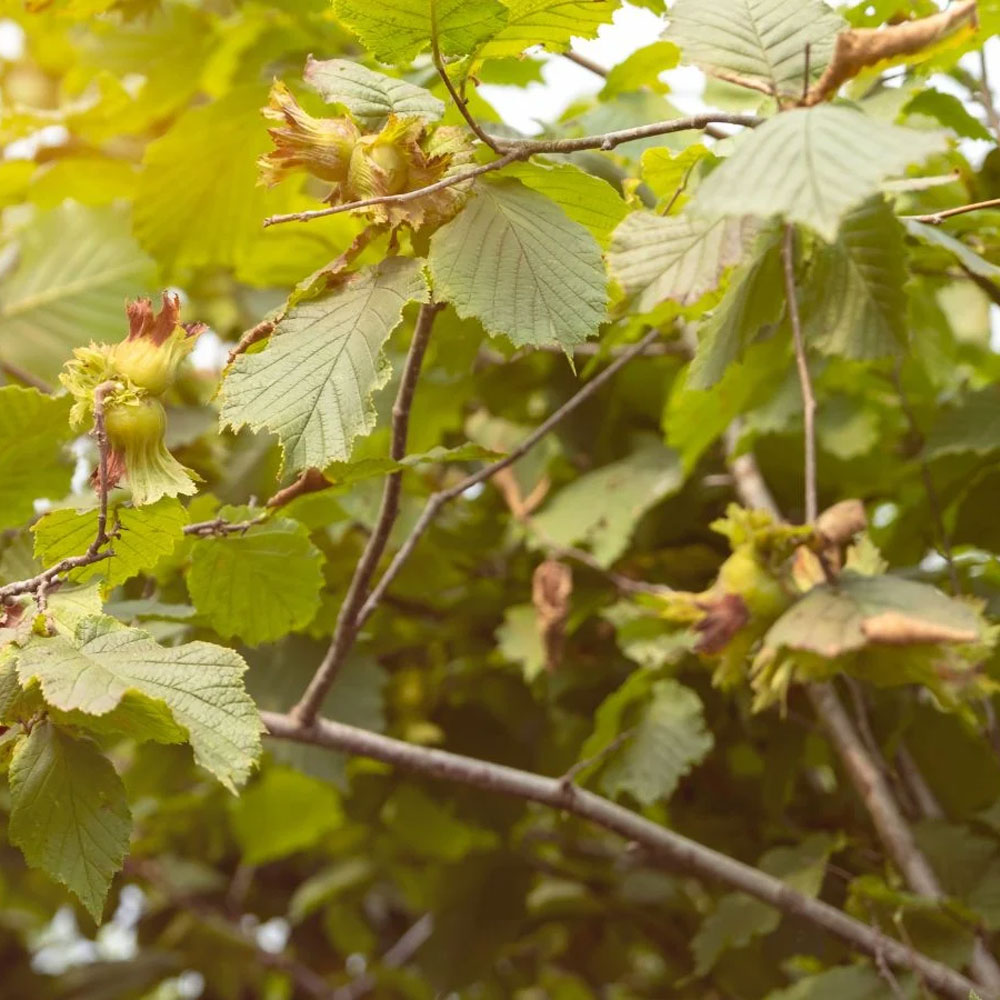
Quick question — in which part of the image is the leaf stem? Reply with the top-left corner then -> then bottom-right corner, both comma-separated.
903,197 -> 1000,226
431,33 -> 501,153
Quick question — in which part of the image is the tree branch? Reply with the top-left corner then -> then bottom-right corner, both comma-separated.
0,360 -> 52,393
259,709 -> 985,1000
903,197 -> 1000,226
781,224 -> 817,522
264,114 -> 761,227
432,34 -> 501,153
292,302 -> 441,724
352,326 -> 664,631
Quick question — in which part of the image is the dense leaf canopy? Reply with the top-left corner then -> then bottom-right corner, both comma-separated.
1,1 -> 1000,998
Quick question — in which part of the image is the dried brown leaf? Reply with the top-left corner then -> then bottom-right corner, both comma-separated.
805,1 -> 978,106
694,593 -> 750,654
860,610 -> 978,646
533,559 -> 573,672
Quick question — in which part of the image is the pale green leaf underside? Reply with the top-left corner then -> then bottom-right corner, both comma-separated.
186,519 -> 325,646
693,107 -> 947,242
665,0 -> 844,96
15,617 -> 262,791
332,0 -> 507,64
608,211 -> 755,311
428,179 -> 607,349
532,440 -> 683,566
801,197 -> 907,359
477,0 -> 619,60
221,257 -> 429,473
0,388 -> 73,532
0,203 -> 154,381
9,722 -> 131,922
304,57 -> 444,128
33,497 -> 189,588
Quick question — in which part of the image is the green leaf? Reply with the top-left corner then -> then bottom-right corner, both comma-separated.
532,440 -> 683,566
640,143 -> 715,201
608,211 -> 755,311
502,161 -> 628,248
186,518 -> 325,646
429,179 -> 608,349
496,604 -> 546,682
230,767 -> 344,865
905,219 -> 1000,280
925,388 -> 1000,457
693,107 -> 947,241
0,204 -> 154,381
687,227 -> 784,389
324,442 -> 504,486
14,617 -> 262,791
304,56 -> 444,128
694,835 -> 837,974
478,0 -> 618,59
905,88 -> 993,142
32,498 -> 189,588
763,966 -> 886,1000
0,388 -> 73,531
582,674 -> 713,806
665,0 -> 844,98
8,722 -> 131,922
600,40 -> 679,99
133,86 -> 274,276
332,0 -> 508,64
380,785 -> 498,860
800,196 -> 907,359
221,258 -> 429,473
761,572 -> 985,661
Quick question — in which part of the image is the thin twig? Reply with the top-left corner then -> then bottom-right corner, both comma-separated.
183,514 -> 268,538
0,382 -> 119,601
352,326 -> 664,631
332,914 -> 434,1000
293,302 -> 442,724
903,198 -> 1000,226
431,33 -> 501,153
260,709 -> 984,1000
562,50 -> 607,77
781,224 -> 817,522
560,726 -> 636,788
264,114 -> 761,226
0,360 -> 52,393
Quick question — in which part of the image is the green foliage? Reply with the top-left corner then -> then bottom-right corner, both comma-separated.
221,258 -> 429,471
694,107 -> 947,240
9,722 -> 131,922
428,179 -> 608,348
187,517 -> 325,645
3,0 -> 1000,996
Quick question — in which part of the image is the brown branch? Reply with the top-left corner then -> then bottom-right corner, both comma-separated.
562,50 -> 607,77
352,326 -> 664,631
432,32 -> 501,153
332,914 -> 433,1000
781,225 -> 817,523
292,302 -> 441,725
266,468 -> 332,509
903,198 -> 1000,226
183,514 -> 268,538
0,360 -> 52,393
0,381 -> 119,602
259,709 -> 983,1000
263,114 -> 761,226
